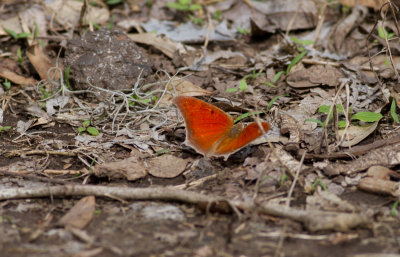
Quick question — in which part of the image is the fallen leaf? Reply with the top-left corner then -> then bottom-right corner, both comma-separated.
27,44 -> 61,81
147,155 -> 188,178
92,156 -> 148,181
58,196 -> 95,229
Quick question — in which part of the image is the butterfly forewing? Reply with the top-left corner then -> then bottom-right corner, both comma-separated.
174,96 -> 234,154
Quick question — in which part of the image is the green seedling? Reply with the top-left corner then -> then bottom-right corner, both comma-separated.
213,10 -> 222,20
106,14 -> 115,29
2,79 -> 11,90
189,15 -> 204,25
94,210 -> 101,215
78,120 -> 100,136
167,0 -> 201,11
227,69 -> 264,93
278,172 -> 287,186
3,27 -> 31,40
16,48 -> 23,66
391,97 -> 399,124
237,27 -> 251,35
351,112 -> 383,122
286,50 -> 307,74
106,0 -> 124,5
233,111 -> 263,124
306,104 -> 382,128
290,37 -> 314,51
266,95 -> 286,112
0,126 -> 11,133
156,149 -> 171,155
391,201 -> 399,217
129,94 -> 157,106
311,178 -> 327,191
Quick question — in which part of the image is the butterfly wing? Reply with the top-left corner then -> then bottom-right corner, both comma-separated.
173,96 -> 234,155
214,122 -> 270,156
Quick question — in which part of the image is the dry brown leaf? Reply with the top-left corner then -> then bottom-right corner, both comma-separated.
338,122 -> 379,147
128,33 -> 180,59
287,65 -> 344,88
338,0 -> 387,9
58,196 -> 96,229
147,155 -> 188,178
27,44 -> 61,81
159,77 -> 212,106
0,66 -> 37,85
93,156 -> 148,181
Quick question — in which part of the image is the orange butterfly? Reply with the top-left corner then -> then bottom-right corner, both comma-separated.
174,96 -> 270,159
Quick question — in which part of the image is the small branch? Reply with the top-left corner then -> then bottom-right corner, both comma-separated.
0,185 -> 369,232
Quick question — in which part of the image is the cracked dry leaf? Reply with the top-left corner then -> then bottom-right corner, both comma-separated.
287,65 -> 344,88
27,44 -> 61,81
324,143 -> 400,176
338,121 -> 379,147
0,58 -> 37,85
58,196 -> 95,229
93,156 -> 147,181
147,155 -> 188,178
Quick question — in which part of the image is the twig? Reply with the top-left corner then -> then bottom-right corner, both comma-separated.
0,185 -> 369,232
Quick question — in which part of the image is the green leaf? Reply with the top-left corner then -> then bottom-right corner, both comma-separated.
318,104 -> 331,114
87,127 -> 100,136
226,87 -> 238,93
273,71 -> 285,83
33,22 -> 39,39
305,118 -> 325,126
82,120 -> 91,127
391,97 -> 399,124
378,26 -> 386,39
286,50 -> 307,74
266,95 -> 285,112
2,126 -> 11,131
239,78 -> 248,91
16,32 -> 31,39
3,79 -> 11,90
263,81 -> 276,87
351,112 -> 382,122
78,127 -> 86,133
156,149 -> 170,155
106,0 -> 123,5
338,120 -> 347,128
179,0 -> 190,5
233,111 -> 263,123
167,2 -> 188,10
65,66 -> 71,89
391,201 -> 399,217
3,28 -> 18,39
188,4 -> 202,11
17,48 -> 23,66
213,10 -> 222,20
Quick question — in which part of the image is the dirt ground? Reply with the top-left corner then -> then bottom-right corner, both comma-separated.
1,0 -> 400,256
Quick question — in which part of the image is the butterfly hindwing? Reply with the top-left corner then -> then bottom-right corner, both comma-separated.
174,96 -> 234,154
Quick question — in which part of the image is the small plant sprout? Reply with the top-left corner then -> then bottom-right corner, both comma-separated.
167,0 -> 201,11
78,120 -> 100,136
306,104 -> 382,128
391,201 -> 399,217
16,48 -> 23,66
3,27 -> 31,40
0,126 -> 11,133
311,178 -> 327,191
227,69 -> 264,93
3,79 -> 11,90
391,97 -> 399,124
237,27 -> 251,35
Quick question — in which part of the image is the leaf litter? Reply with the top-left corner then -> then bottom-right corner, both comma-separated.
1,0 -> 400,256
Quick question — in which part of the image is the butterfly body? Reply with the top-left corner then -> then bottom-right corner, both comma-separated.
173,96 -> 269,159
